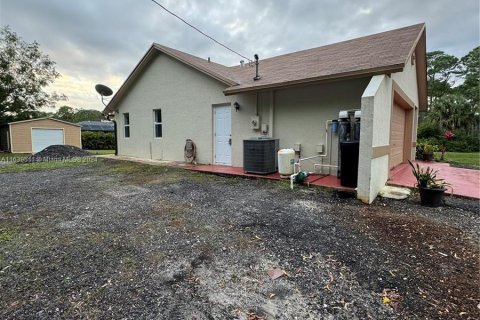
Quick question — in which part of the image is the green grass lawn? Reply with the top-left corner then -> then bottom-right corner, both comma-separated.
0,158 -> 98,174
434,152 -> 480,168
87,150 -> 115,155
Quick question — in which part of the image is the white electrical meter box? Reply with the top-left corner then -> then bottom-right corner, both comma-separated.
316,144 -> 324,154
251,116 -> 260,129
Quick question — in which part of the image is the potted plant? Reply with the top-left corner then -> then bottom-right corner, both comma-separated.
415,142 -> 425,160
408,160 -> 450,207
422,144 -> 435,162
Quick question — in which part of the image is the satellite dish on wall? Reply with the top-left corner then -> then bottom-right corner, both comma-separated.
95,84 -> 113,97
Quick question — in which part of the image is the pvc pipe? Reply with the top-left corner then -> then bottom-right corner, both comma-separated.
314,164 -> 338,169
290,173 -> 298,189
299,154 -> 324,161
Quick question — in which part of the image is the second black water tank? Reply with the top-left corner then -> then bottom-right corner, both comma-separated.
340,141 -> 359,188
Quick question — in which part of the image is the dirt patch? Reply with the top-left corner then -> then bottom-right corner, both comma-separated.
352,207 -> 479,318
0,160 -> 478,319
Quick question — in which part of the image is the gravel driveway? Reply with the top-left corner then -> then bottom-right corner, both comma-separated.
0,159 -> 478,319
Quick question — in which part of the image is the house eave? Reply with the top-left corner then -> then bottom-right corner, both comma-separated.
223,65 -> 404,96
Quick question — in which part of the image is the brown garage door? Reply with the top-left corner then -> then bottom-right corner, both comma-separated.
390,103 -> 406,169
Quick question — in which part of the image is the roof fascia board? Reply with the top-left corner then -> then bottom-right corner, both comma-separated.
104,45 -> 157,113
414,29 -> 428,112
223,65 -> 404,95
153,45 -> 237,86
405,23 -> 426,66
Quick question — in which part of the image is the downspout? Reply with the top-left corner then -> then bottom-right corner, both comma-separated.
8,124 -> 12,152
269,90 -> 274,137
113,120 -> 118,156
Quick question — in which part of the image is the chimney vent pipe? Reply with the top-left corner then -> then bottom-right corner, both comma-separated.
253,54 -> 261,81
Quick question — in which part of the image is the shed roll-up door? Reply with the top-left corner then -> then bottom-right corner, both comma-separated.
389,103 -> 406,169
31,128 -> 64,152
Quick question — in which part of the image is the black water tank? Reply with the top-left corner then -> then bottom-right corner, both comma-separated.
340,141 -> 359,187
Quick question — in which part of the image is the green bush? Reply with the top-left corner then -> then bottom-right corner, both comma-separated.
82,131 -> 115,150
418,133 -> 479,153
417,137 -> 439,147
417,122 -> 441,139
442,133 -> 480,152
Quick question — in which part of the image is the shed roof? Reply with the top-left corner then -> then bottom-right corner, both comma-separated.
105,23 -> 427,112
8,117 -> 81,127
78,121 -> 114,132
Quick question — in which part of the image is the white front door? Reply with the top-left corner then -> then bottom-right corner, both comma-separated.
214,105 -> 232,165
31,128 -> 64,152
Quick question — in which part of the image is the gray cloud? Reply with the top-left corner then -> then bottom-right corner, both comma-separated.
1,0 -> 478,110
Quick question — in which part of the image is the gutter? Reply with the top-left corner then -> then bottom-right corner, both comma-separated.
223,64 -> 404,96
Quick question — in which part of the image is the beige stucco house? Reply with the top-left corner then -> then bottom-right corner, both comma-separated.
0,118 -> 82,153
104,24 -> 427,203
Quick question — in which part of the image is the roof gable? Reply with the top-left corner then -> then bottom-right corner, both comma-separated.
104,44 -> 238,113
9,117 -> 81,127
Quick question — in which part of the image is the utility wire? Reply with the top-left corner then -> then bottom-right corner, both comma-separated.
149,0 -> 251,62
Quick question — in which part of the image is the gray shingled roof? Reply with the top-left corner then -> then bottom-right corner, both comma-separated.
224,24 -> 425,94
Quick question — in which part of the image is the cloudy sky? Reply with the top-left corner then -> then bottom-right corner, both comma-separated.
1,0 -> 478,111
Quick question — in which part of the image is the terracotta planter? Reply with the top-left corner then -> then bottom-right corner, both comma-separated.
419,186 -> 445,207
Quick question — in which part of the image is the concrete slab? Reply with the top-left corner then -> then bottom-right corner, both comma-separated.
388,161 -> 480,199
186,165 -> 354,192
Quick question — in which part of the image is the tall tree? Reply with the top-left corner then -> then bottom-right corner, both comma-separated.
54,105 -> 75,122
426,51 -> 460,105
427,93 -> 479,135
0,26 -> 66,123
72,109 -> 103,122
457,47 -> 479,107
53,107 -> 103,123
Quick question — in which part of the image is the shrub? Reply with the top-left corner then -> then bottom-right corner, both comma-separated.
423,144 -> 435,154
418,137 -> 439,148
415,144 -> 424,160
417,122 -> 442,139
443,134 -> 480,152
418,133 -> 479,153
81,131 -> 115,150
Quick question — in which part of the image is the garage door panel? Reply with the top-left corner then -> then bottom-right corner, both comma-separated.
389,104 -> 406,169
32,129 -> 64,152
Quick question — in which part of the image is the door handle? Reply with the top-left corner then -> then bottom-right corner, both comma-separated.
229,138 -> 232,146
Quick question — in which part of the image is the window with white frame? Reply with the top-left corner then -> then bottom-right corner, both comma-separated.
154,109 -> 162,138
123,113 -> 130,138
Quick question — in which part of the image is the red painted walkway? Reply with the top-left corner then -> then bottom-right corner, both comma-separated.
185,165 -> 354,192
185,162 -> 479,199
388,161 -> 480,199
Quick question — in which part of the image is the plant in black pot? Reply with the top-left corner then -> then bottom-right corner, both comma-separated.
408,160 -> 450,207
422,144 -> 435,162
